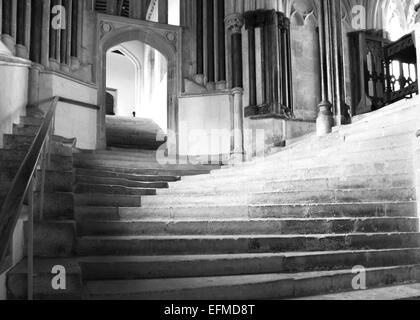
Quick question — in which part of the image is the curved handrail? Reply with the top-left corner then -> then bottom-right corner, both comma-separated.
0,96 -> 59,265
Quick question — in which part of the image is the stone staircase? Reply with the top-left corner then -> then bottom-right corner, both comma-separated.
0,116 -> 76,208
5,100 -> 420,300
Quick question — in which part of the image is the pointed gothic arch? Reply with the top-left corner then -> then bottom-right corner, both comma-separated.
96,14 -> 182,155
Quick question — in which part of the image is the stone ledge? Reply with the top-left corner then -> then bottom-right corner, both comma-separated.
0,53 -> 32,67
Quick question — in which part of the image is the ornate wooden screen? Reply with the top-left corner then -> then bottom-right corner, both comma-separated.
349,30 -> 418,116
244,10 -> 293,118
384,33 -> 418,104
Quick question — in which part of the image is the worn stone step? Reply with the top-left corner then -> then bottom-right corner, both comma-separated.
250,188 -> 416,205
74,201 -> 417,222
79,248 -> 420,281
52,135 -> 77,147
37,170 -> 74,192
238,132 -> 414,171
34,192 -> 74,220
50,141 -> 74,157
0,167 -> 19,181
277,143 -> 414,169
31,221 -> 76,258
74,194 -> 141,207
162,174 -> 413,195
0,149 -> 28,161
251,201 -> 417,219
73,157 -> 219,172
20,116 -> 43,126
283,149 -> 412,170
142,187 -> 416,207
75,165 -> 210,177
210,160 -> 413,180
141,193 -> 249,207
212,135 -> 415,175
7,258 -> 82,300
1,169 -> 74,192
296,283 -> 420,300
0,155 -> 73,173
12,124 -> 39,136
75,232 -> 420,256
248,140 -> 413,171
74,184 -> 156,196
75,168 -> 181,182
76,217 -> 418,237
74,152 -> 158,162
84,264 -> 420,300
76,175 -> 169,189
3,134 -> 34,149
338,106 -> 420,137
74,205 -> 251,221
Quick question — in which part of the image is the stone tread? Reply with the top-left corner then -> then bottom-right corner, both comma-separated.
83,264 -> 420,300
76,217 -> 419,236
295,283 -> 420,300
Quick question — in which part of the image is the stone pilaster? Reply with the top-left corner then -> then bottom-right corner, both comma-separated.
158,0 -> 168,24
226,13 -> 244,164
316,0 -> 334,136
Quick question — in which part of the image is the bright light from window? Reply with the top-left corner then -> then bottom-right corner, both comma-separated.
387,14 -> 404,41
168,0 -> 180,26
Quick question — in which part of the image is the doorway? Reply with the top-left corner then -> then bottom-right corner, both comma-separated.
96,15 -> 181,154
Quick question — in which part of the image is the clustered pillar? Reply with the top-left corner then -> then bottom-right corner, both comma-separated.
1,0 -> 31,58
48,0 -> 80,71
226,13 -> 244,164
195,0 -> 226,90
243,10 -> 293,118
316,0 -> 347,136
0,0 -> 81,66
158,0 -> 168,24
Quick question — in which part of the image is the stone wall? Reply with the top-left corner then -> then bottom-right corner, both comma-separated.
37,71 -> 98,150
0,55 -> 30,148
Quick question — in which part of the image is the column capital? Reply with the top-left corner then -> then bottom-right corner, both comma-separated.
225,13 -> 243,34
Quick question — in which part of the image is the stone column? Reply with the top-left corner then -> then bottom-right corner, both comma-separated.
1,0 -> 15,52
60,0 -> 69,70
30,0 -> 44,64
16,0 -> 26,58
227,14 -> 243,88
71,0 -> 78,58
195,0 -> 204,84
61,0 -> 72,72
49,0 -> 59,68
269,10 -> 280,114
24,0 -> 31,56
316,0 -> 334,136
41,0 -> 51,67
206,0 -> 215,89
216,0 -> 226,89
226,13 -> 244,163
158,0 -> 168,24
247,26 -> 257,108
10,0 -> 16,40
0,0 -> 2,36
107,0 -> 118,15
330,0 -> 346,126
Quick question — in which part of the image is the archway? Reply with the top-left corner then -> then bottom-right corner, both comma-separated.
96,14 -> 182,155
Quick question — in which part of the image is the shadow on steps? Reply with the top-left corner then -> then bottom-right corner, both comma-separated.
106,116 -> 167,151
